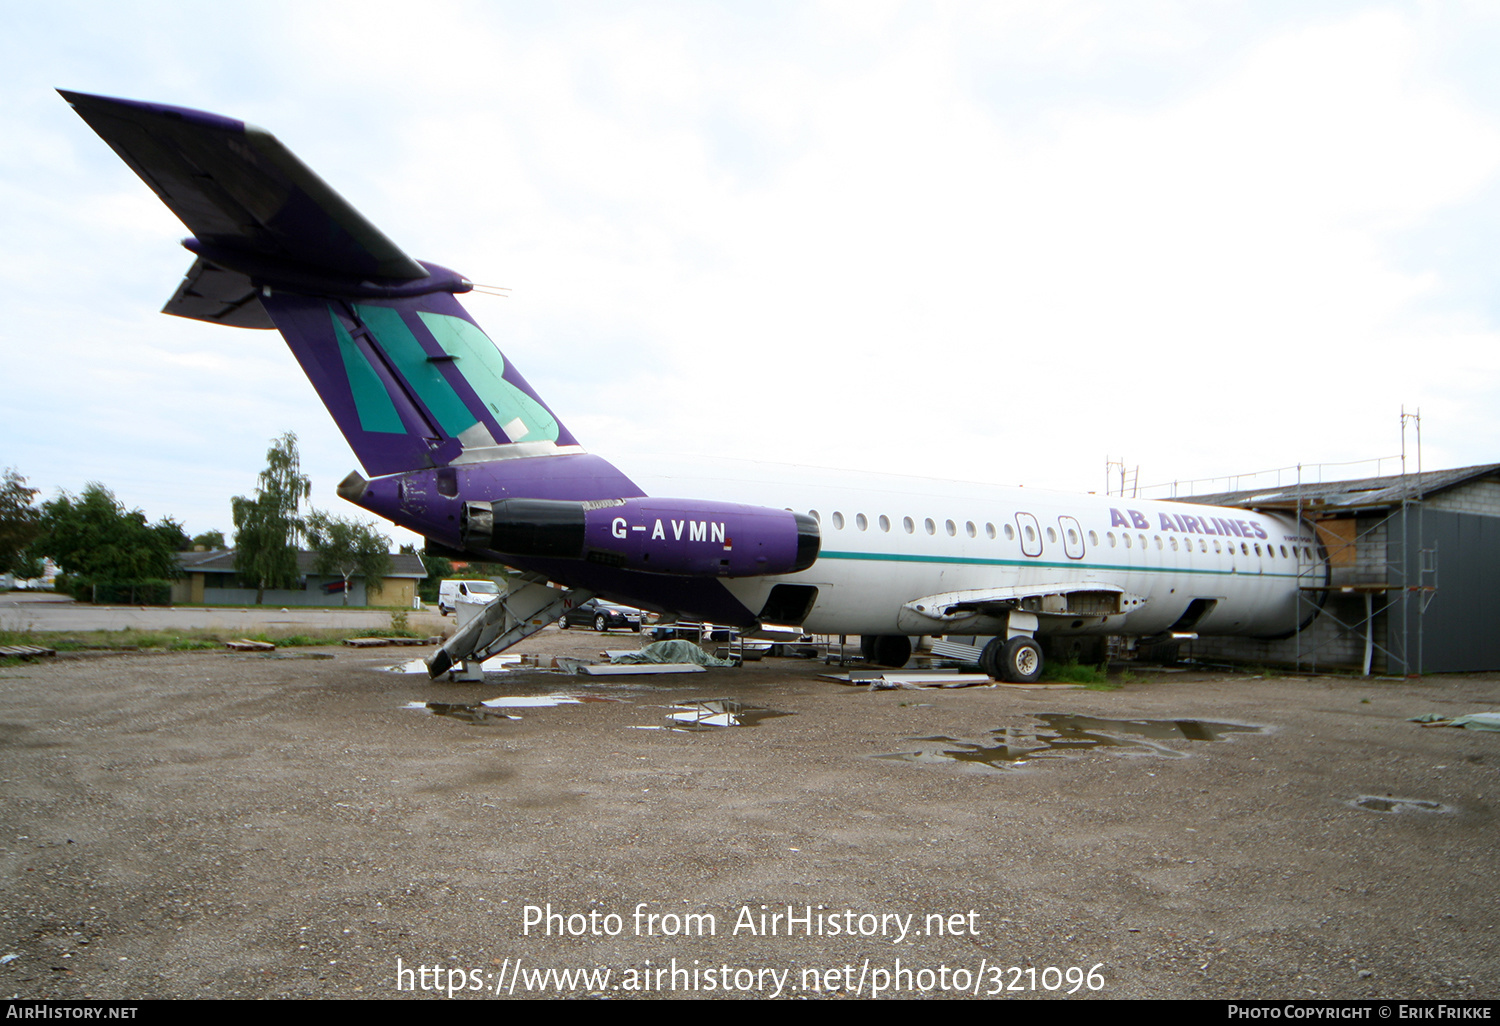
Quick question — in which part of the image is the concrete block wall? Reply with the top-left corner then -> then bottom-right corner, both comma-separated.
1181,592 -> 1380,672
1424,478 -> 1500,518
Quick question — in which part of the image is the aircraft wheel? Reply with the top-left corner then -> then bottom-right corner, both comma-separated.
979,637 -> 1005,679
1000,636 -> 1044,683
871,634 -> 912,668
595,614 -> 609,633
559,618 -> 570,630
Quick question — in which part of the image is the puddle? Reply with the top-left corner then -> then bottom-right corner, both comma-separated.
480,696 -> 583,708
1352,796 -> 1451,814
877,715 -> 1264,771
385,655 -> 520,674
402,693 -> 619,723
1037,714 -> 1263,744
404,701 -> 519,725
647,700 -> 793,731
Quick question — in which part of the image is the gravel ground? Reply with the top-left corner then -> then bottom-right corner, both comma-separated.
1,626 -> 1495,1000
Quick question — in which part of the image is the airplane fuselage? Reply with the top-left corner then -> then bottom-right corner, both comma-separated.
352,452 -> 1325,642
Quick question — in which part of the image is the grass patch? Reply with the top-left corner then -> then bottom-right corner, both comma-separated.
1040,659 -> 1111,685
167,638 -> 220,651
0,625 -> 385,652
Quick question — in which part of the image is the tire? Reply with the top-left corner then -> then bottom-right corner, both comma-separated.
559,618 -> 570,630
630,624 -> 641,633
871,635 -> 912,668
979,637 -> 1005,679
595,614 -> 608,633
1000,636 -> 1044,683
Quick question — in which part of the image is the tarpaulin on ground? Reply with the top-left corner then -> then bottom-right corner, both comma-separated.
610,639 -> 735,667
1409,712 -> 1500,731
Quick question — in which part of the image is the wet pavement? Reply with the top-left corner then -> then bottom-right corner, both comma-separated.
0,627 -> 1496,1000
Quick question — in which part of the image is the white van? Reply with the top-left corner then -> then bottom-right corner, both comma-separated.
437,579 -> 500,615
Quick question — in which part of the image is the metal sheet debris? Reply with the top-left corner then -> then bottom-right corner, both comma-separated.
579,663 -> 706,676
0,645 -> 55,659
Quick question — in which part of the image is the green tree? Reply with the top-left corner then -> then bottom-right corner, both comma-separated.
191,530 -> 226,550
33,483 -> 183,602
306,510 -> 392,606
0,468 -> 43,576
232,433 -> 312,605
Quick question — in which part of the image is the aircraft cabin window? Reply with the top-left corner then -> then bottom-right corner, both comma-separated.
1024,525 -> 1036,542
985,523 -> 996,539
945,519 -> 957,537
903,516 -> 915,534
1045,527 -> 1057,544
1155,536 -> 1162,550
1254,543 -> 1261,556
1170,536 -> 1179,551
832,512 -> 845,530
856,513 -> 868,531
1281,545 -> 1288,558
1213,540 -> 1222,553
1068,529 -> 1079,545
1138,534 -> 1146,549
966,521 -> 977,538
925,518 -> 936,535
809,510 -> 820,523
1241,542 -> 1250,555
1200,539 -> 1207,553
879,515 -> 890,532
1123,533 -> 1132,548
1003,524 -> 1015,541
1089,530 -> 1098,546
1107,532 -> 1116,547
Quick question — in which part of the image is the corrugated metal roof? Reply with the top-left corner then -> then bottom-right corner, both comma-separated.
1176,463 -> 1500,511
175,550 -> 428,578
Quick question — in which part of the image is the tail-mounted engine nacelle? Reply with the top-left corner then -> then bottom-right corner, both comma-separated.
462,497 -> 820,578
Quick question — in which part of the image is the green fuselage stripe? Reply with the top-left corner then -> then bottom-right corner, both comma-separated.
819,549 -> 1303,579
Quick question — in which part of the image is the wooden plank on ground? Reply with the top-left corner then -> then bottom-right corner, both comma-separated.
226,639 -> 275,651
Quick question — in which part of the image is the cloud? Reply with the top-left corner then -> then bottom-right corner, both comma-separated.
4,2 -> 1499,538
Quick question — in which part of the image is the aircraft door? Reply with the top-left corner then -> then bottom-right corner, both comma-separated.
1058,516 -> 1085,559
1015,513 -> 1043,557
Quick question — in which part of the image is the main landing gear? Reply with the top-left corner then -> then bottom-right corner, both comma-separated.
980,635 -> 1044,684
860,634 -> 913,668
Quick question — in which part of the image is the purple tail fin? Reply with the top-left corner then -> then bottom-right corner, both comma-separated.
61,89 -> 578,476
262,290 -> 579,476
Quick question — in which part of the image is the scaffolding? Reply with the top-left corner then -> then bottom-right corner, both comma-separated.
1105,457 -> 1139,499
1287,409 -> 1439,676
1137,410 -> 1439,676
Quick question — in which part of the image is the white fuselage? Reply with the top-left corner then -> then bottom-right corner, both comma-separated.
621,455 -> 1323,639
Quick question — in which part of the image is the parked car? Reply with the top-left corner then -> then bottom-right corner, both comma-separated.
437,578 -> 500,615
644,621 -> 735,643
559,599 -> 644,632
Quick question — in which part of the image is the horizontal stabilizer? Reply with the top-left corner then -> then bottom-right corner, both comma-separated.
162,257 -> 273,329
60,89 -> 427,281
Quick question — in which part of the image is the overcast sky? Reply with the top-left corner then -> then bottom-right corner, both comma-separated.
5,2 -> 1500,545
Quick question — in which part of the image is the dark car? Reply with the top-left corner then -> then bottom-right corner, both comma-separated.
559,599 -> 644,633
